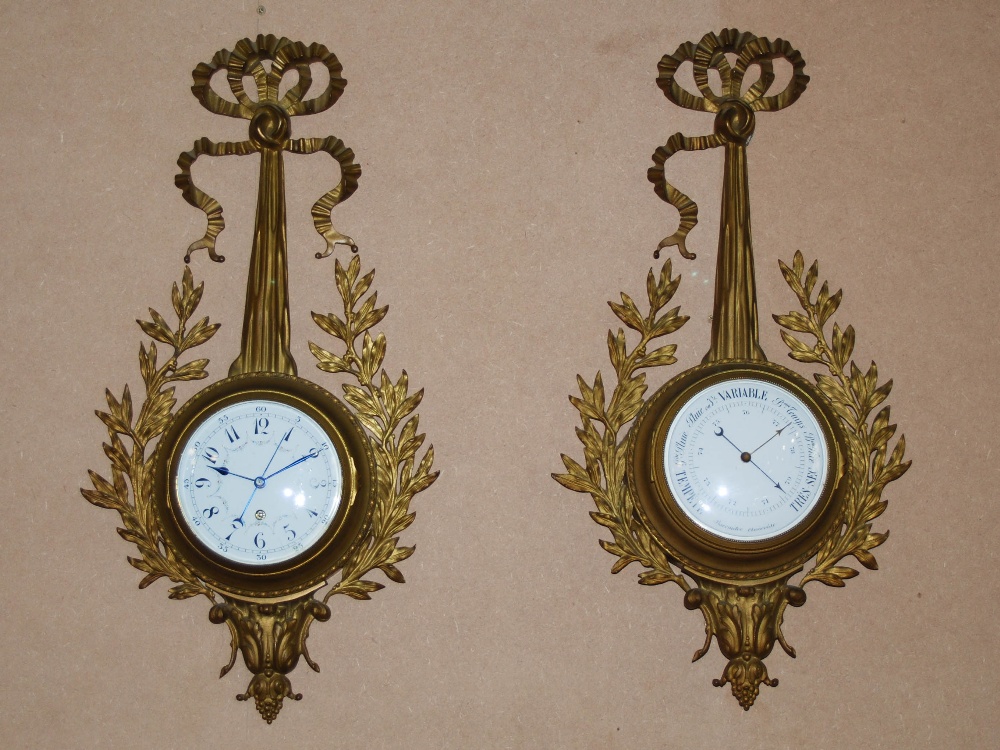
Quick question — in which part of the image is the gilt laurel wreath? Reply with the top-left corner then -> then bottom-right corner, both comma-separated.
83,255 -> 437,604
554,252 -> 909,590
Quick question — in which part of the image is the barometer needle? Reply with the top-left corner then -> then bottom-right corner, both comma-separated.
713,426 -> 745,454
715,426 -> 783,490
748,459 -> 783,492
749,423 -> 790,456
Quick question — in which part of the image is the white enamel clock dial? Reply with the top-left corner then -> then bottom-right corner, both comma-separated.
663,377 -> 829,542
175,399 -> 343,566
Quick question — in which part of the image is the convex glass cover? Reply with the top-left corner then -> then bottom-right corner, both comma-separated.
663,377 -> 828,543
175,399 -> 343,566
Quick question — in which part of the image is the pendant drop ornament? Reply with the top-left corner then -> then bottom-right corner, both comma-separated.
82,36 -> 438,722
553,30 -> 909,709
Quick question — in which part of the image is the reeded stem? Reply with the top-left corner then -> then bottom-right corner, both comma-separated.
703,99 -> 766,364
229,147 -> 297,376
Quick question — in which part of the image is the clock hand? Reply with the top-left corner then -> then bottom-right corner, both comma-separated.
207,465 -> 256,482
235,489 -> 260,527
264,447 -> 325,480
235,428 -> 294,523
749,423 -> 791,456
260,428 -> 295,477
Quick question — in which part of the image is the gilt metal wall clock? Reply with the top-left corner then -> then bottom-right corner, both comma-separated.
554,29 -> 910,709
83,35 -> 438,722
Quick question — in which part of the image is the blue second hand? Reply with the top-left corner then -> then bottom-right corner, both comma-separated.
236,428 -> 292,523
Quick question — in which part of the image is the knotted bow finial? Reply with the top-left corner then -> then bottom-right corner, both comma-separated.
176,34 -> 361,263
647,29 -> 809,259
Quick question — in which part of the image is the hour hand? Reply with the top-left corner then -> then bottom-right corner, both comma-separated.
208,465 -> 256,482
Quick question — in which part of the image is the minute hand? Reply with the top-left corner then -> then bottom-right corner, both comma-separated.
264,448 -> 324,480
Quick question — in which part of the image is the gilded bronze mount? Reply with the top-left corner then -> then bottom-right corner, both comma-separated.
83,35 -> 438,723
555,29 -> 908,710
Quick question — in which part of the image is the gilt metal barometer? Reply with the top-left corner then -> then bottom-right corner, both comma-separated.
554,30 -> 909,709
83,36 -> 438,722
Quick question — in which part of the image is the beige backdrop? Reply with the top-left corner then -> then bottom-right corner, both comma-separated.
2,1 -> 995,747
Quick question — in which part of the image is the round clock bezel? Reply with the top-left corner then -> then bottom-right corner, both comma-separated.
153,373 -> 376,600
628,360 -> 850,583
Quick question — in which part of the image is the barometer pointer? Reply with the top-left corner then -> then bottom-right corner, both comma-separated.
713,425 -> 745,455
714,426 -> 784,491
749,459 -> 783,492
749,423 -> 791,456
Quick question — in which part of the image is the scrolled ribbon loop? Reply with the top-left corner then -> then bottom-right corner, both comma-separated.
226,36 -> 273,112
656,29 -> 808,116
692,29 -> 763,101
190,35 -> 348,121
191,48 -> 244,119
656,41 -> 718,113
190,35 -> 282,119
274,41 -> 347,117
734,35 -> 809,112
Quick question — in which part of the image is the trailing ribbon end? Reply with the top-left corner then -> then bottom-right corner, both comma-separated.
315,232 -> 358,259
184,238 -> 225,264
656,233 -> 695,261
648,134 -> 714,261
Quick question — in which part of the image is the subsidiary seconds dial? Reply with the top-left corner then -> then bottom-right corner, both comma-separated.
663,377 -> 829,543
175,399 -> 343,566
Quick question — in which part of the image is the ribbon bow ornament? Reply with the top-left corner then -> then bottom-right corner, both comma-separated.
173,35 -> 364,377
176,34 -> 361,263
647,29 -> 809,260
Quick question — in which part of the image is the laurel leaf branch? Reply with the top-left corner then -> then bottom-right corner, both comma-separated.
82,266 -> 219,601
554,261 -> 690,588
773,251 -> 910,587
309,255 -> 438,602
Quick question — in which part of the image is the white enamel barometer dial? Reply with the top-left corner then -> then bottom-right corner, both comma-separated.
663,377 -> 829,542
175,399 -> 343,566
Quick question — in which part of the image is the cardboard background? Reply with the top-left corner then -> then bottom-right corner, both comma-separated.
2,1 -> 996,747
